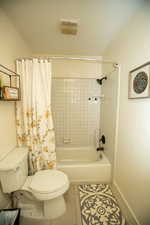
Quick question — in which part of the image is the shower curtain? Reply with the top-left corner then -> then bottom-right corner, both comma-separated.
16,59 -> 56,174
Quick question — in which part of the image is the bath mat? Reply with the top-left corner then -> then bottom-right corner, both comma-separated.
78,184 -> 126,225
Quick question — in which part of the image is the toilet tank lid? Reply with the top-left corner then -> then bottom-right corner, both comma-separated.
0,147 -> 28,171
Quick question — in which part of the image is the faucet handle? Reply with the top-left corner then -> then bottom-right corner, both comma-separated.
100,135 -> 106,144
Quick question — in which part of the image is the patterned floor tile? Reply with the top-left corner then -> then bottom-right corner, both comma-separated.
78,184 -> 126,225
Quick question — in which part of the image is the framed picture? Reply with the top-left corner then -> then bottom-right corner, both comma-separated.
2,86 -> 20,100
128,62 -> 150,99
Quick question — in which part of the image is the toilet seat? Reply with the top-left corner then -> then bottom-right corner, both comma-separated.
28,170 -> 69,201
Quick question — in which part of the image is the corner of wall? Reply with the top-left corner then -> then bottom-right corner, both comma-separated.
111,182 -> 140,225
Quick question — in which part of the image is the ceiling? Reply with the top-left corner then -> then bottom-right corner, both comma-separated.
1,0 -> 144,56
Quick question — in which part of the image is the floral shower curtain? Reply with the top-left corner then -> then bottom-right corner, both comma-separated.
16,59 -> 56,174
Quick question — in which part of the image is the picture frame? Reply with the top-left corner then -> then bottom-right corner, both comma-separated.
2,86 -> 20,100
128,62 -> 150,99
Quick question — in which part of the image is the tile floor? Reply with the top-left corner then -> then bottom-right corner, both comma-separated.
78,184 -> 126,225
21,183 -> 127,225
51,184 -> 81,225
51,183 -> 126,225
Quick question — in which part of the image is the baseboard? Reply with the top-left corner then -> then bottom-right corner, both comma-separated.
111,182 -> 140,225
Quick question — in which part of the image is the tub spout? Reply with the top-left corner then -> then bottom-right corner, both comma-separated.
96,147 -> 104,151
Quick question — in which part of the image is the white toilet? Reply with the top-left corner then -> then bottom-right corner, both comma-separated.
0,147 -> 69,220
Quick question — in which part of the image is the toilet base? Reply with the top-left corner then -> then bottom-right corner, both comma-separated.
44,195 -> 66,219
20,216 -> 50,225
13,190 -> 66,221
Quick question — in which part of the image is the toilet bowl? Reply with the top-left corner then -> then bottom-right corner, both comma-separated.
0,148 -> 70,220
22,169 -> 69,219
29,170 -> 69,200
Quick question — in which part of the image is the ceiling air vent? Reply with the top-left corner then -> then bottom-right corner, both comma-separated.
60,20 -> 78,35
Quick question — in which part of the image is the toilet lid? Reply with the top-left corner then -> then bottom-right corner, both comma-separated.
29,170 -> 69,194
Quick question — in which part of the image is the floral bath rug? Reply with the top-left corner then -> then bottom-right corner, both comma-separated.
78,184 -> 126,225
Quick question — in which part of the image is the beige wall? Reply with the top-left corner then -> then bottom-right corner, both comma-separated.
33,55 -> 102,78
100,64 -> 119,167
0,8 -> 31,207
104,4 -> 150,225
52,59 -> 102,78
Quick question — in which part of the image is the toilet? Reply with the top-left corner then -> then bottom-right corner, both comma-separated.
0,147 -> 69,220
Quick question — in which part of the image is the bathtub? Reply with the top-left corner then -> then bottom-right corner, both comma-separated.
56,147 -> 111,182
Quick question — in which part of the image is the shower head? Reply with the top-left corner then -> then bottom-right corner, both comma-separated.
96,76 -> 107,85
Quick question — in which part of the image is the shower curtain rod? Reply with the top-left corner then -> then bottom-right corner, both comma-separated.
52,68 -> 118,80
16,56 -> 117,64
53,77 -> 103,79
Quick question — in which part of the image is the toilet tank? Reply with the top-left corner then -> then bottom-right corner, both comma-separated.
0,147 -> 28,193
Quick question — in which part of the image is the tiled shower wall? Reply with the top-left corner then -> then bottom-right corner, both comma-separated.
52,78 -> 101,148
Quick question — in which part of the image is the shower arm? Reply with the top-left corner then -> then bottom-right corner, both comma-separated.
96,76 -> 107,85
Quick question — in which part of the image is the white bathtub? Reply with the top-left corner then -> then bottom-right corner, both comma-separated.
56,147 -> 111,182
56,146 -> 98,162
